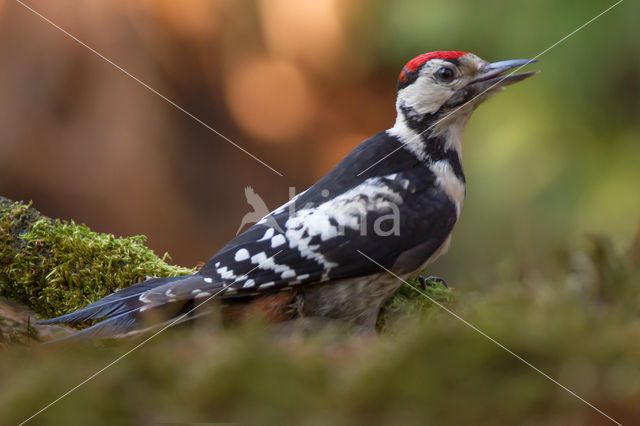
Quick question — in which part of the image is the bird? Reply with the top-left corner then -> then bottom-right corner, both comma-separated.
40,51 -> 537,338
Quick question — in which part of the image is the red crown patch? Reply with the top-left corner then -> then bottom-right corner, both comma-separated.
399,51 -> 468,82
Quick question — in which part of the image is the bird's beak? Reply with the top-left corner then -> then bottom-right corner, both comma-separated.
470,59 -> 539,91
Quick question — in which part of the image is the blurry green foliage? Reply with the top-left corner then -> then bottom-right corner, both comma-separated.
2,231 -> 639,424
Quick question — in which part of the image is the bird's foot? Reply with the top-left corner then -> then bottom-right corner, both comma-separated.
418,274 -> 449,290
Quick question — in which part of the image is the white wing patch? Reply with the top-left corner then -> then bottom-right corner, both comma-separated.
203,176 -> 407,291
284,175 -> 403,270
250,251 -> 297,281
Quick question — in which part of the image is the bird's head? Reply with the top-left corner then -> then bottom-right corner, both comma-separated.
395,51 -> 537,136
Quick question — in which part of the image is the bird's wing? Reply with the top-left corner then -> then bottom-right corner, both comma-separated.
191,169 -> 458,296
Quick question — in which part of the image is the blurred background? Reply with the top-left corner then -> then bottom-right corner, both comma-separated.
2,1 -> 640,424
0,0 -> 638,288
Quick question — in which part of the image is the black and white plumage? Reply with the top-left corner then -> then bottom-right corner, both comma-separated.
41,51 -> 537,338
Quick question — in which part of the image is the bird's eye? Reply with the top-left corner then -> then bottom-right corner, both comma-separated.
435,66 -> 455,82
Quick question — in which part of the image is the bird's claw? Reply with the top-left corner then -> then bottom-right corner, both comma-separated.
418,274 -> 449,289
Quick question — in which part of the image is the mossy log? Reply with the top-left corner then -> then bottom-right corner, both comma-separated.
0,197 -> 194,320
0,197 -> 452,340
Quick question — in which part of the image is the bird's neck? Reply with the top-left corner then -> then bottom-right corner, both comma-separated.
387,107 -> 468,218
387,109 -> 468,164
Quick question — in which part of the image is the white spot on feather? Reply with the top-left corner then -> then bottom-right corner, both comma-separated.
216,266 -> 236,280
250,252 -> 267,264
271,234 -> 286,248
281,270 -> 295,279
250,251 -> 297,279
258,228 -> 275,241
234,248 -> 250,262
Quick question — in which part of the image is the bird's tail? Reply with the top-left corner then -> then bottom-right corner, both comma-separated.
39,274 -> 221,341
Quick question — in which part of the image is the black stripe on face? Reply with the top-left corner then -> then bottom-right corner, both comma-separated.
399,103 -> 438,135
442,88 -> 474,110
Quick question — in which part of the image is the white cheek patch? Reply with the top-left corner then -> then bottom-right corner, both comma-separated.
396,58 -> 478,118
398,75 -> 454,115
397,60 -> 462,115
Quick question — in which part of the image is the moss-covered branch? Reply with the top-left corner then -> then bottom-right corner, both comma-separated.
0,197 -> 451,335
0,197 -> 194,320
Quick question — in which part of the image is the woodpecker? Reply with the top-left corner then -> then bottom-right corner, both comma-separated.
41,51 -> 537,338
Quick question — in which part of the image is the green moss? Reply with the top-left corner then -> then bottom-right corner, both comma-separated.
0,198 -> 194,319
378,276 -> 454,332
